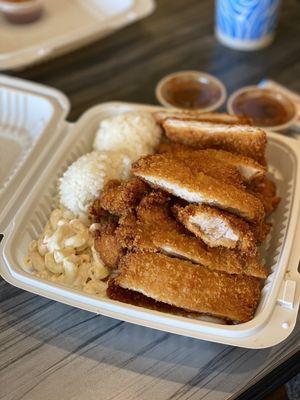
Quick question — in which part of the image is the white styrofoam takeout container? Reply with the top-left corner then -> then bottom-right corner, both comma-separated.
0,75 -> 300,349
0,0 -> 155,71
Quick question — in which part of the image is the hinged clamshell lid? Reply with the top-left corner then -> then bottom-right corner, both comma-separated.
0,74 -> 70,232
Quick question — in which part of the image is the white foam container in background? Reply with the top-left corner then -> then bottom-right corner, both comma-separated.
0,0 -> 155,71
0,75 -> 300,349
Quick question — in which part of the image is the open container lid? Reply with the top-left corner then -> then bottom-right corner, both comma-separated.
0,75 -> 70,231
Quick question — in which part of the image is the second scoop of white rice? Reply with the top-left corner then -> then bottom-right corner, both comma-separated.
59,150 -> 131,218
93,111 -> 162,161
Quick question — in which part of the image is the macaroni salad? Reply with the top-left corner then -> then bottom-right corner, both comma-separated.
25,208 -> 109,295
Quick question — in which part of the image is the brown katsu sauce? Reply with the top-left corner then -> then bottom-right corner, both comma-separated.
232,90 -> 295,127
161,76 -> 222,110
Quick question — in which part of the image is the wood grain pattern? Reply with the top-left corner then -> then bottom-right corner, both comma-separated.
1,0 -> 300,399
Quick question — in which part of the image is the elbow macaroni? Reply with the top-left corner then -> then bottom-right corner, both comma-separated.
25,208 -> 109,295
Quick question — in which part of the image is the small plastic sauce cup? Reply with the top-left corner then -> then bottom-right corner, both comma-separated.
227,86 -> 297,131
0,0 -> 44,24
156,71 -> 227,112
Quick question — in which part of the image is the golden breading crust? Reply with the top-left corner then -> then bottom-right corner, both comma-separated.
115,252 -> 261,323
88,201 -> 110,223
157,141 -> 192,154
174,204 -> 257,255
251,220 -> 272,244
248,177 -> 281,216
132,154 -> 265,222
116,192 -> 267,278
157,145 -> 266,182
157,147 -> 245,188
153,111 -> 252,125
96,178 -> 150,217
92,216 -> 124,268
162,118 -> 267,165
107,279 -> 204,319
197,149 -> 266,181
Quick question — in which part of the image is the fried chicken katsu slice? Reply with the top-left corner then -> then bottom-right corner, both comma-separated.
88,201 -> 110,223
92,215 -> 124,268
157,141 -> 192,154
115,252 -> 261,323
132,154 -> 265,222
93,178 -> 149,217
197,149 -> 266,182
154,110 -> 252,125
116,192 -> 267,278
107,279 -> 205,319
252,220 -> 272,243
157,144 -> 266,182
162,118 -> 267,164
156,147 -> 245,188
158,145 -> 265,184
174,204 -> 257,255
248,177 -> 281,216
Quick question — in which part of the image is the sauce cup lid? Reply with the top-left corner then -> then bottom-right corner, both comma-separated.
227,86 -> 298,131
155,70 -> 227,112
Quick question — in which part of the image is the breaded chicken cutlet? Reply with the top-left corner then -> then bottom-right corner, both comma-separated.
116,192 -> 267,278
114,252 -> 261,323
248,176 -> 281,216
107,279 -> 205,319
252,220 -> 272,244
174,204 -> 257,255
93,178 -> 149,217
132,153 -> 265,222
157,145 -> 265,183
155,147 -> 245,188
195,149 -> 266,182
88,178 -> 150,268
92,215 -> 124,268
161,118 -> 267,164
153,111 -> 252,125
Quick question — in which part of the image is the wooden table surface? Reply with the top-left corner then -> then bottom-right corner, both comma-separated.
1,0 -> 300,399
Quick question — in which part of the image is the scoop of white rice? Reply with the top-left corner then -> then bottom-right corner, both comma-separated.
59,151 -> 131,218
93,111 -> 162,161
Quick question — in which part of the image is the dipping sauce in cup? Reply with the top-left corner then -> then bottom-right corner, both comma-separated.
156,71 -> 226,112
0,0 -> 43,24
227,87 -> 297,131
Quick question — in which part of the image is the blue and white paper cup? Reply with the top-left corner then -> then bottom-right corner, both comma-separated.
215,0 -> 282,50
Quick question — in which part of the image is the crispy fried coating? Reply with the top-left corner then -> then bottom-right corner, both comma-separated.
154,111 -> 252,125
115,252 -> 261,323
96,178 -> 149,217
251,220 -> 272,243
162,118 -> 267,164
157,141 -> 192,154
116,192 -> 267,278
92,216 -> 124,268
156,147 -> 245,188
157,142 -> 267,182
107,279 -> 204,319
248,177 -> 281,216
88,201 -> 110,223
174,204 -> 257,255
197,149 -> 266,181
157,145 -> 265,182
132,154 -> 265,222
